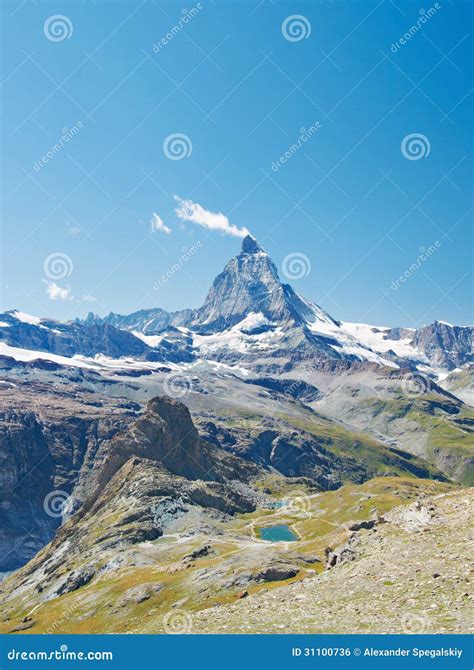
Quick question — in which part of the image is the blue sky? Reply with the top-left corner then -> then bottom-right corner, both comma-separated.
1,0 -> 472,327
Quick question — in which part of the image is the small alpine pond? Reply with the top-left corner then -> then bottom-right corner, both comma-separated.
259,524 -> 298,542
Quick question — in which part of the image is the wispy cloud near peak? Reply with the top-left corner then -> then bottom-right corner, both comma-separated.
174,196 -> 249,238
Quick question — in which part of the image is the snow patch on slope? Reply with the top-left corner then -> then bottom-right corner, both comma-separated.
304,317 -> 399,368
9,310 -> 43,326
194,313 -> 282,355
0,342 -> 181,373
132,331 -> 165,348
341,322 -> 420,360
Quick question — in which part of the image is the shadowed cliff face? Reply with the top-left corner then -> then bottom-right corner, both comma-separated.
0,383 -> 136,573
0,396 -> 266,606
0,410 -> 56,572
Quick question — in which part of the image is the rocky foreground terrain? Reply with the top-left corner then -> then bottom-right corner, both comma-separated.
190,489 -> 474,634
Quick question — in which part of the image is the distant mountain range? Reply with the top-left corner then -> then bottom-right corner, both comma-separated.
1,235 -> 472,376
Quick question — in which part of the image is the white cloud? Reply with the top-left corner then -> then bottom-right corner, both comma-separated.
43,280 -> 73,301
151,212 -> 171,234
81,294 -> 97,303
174,196 -> 249,238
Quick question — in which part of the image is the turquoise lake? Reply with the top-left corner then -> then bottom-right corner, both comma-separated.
259,524 -> 298,542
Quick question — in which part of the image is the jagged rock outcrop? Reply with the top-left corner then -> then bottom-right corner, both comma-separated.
88,396 -> 260,504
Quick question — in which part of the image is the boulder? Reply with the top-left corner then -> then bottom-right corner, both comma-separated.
256,565 -> 299,582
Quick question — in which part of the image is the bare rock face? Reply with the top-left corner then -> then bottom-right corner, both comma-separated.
190,235 -> 337,336
411,321 -> 473,370
0,380 -> 263,576
191,235 -> 296,332
0,381 -> 136,573
0,409 -> 56,571
0,393 -> 261,594
0,451 -> 260,604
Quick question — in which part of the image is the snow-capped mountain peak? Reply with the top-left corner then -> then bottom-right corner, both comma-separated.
241,233 -> 267,255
